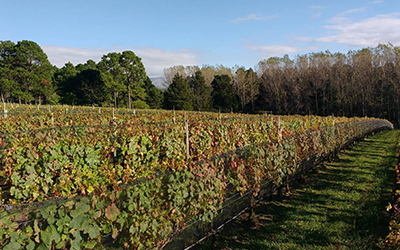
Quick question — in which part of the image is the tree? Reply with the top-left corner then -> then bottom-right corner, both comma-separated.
189,71 -> 212,111
0,41 -> 17,102
53,62 -> 79,104
200,65 -> 218,86
215,64 -> 234,80
98,51 -> 148,108
98,52 -> 125,108
211,75 -> 239,112
163,65 -> 200,86
119,51 -> 148,109
245,68 -> 259,112
163,65 -> 186,85
233,67 -> 259,112
0,40 -> 57,104
199,64 -> 234,86
163,74 -> 193,110
256,57 -> 285,114
144,77 -> 163,109
16,40 -> 57,104
53,60 -> 110,106
349,48 -> 374,117
330,52 -> 351,116
233,67 -> 248,109
78,68 -> 108,106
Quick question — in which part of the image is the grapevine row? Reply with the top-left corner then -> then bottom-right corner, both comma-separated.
0,108 -> 393,249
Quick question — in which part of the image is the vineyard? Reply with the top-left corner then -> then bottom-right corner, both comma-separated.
0,105 -> 394,249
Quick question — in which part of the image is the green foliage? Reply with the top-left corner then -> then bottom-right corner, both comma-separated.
79,69 -> 109,105
120,51 -> 148,106
163,74 -> 193,110
211,74 -> 240,112
98,52 -> 125,108
144,77 -> 163,109
55,63 -> 110,106
0,40 -> 57,104
53,51 -> 151,108
132,99 -> 149,109
97,51 -> 148,109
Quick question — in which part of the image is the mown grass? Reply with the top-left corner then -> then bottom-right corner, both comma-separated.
195,130 -> 400,250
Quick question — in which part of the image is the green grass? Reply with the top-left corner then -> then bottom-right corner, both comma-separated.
195,130 -> 400,250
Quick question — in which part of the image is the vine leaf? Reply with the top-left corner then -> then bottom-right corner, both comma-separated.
3,242 -> 21,250
106,203 -> 120,222
41,225 -> 60,247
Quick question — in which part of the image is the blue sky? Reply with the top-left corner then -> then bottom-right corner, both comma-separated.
1,0 -> 399,77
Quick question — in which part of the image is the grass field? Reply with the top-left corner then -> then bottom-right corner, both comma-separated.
195,130 -> 400,250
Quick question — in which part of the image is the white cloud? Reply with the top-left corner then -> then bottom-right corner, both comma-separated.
245,45 -> 318,58
135,47 -> 198,77
311,12 -> 322,18
42,46 -> 108,67
231,14 -> 278,23
339,7 -> 366,16
311,5 -> 328,10
310,6 -> 328,19
42,45 -> 199,77
293,36 -> 314,42
316,12 -> 400,46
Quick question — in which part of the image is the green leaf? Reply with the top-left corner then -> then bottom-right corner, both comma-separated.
4,242 -> 21,250
26,164 -> 35,174
83,240 -> 97,249
152,219 -> 158,230
76,201 -> 90,214
41,225 -> 60,247
39,206 -> 49,219
71,231 -> 82,250
129,225 -> 138,234
10,186 -> 16,196
33,219 -> 40,235
101,223 -> 111,234
26,240 -> 35,250
36,243 -> 48,250
140,221 -> 148,233
87,224 -> 100,238
111,226 -> 119,239
80,216 -> 91,230
92,210 -> 101,218
55,240 -> 66,249
70,215 -> 83,229
70,201 -> 90,218
51,225 -> 61,244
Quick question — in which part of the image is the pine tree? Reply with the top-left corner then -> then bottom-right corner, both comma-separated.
163,74 -> 193,110
211,75 -> 240,112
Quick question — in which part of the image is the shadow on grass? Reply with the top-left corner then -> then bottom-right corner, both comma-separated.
194,130 -> 399,250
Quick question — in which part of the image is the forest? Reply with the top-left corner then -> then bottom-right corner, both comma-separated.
163,43 -> 400,127
1,40 -> 400,126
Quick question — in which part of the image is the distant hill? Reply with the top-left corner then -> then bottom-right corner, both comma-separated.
150,77 -> 168,90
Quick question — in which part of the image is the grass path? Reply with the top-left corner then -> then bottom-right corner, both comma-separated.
195,130 -> 400,250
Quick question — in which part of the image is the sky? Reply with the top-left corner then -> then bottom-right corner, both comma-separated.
1,0 -> 400,77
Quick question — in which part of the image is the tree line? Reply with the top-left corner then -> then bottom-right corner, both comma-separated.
1,40 -> 400,126
0,40 -> 163,109
163,43 -> 400,127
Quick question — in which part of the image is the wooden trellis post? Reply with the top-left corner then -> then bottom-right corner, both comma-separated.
185,113 -> 190,161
